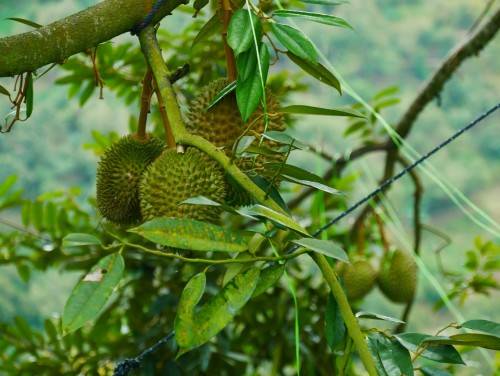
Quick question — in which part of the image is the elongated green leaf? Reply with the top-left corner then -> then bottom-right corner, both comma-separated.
281,105 -> 364,118
262,131 -> 307,149
423,333 -> 500,350
0,175 -> 17,196
181,196 -> 222,207
250,175 -> 290,213
287,52 -> 341,94
241,205 -> 309,236
235,136 -> 256,155
236,43 -> 270,122
236,47 -> 257,82
63,233 -> 101,248
356,311 -> 405,324
298,0 -> 348,5
284,175 -> 339,195
7,17 -> 42,28
130,217 -> 252,252
460,319 -> 500,336
325,294 -> 346,350
265,162 -> 326,184
253,264 -> 285,297
25,73 -> 33,118
270,23 -> 317,62
175,267 -> 260,351
420,366 -> 452,376
0,84 -> 10,97
191,14 -> 221,49
227,9 -> 261,55
396,333 -> 464,365
62,252 -> 124,334
368,332 -> 414,376
206,80 -> 237,110
273,10 -> 352,29
292,238 -> 348,262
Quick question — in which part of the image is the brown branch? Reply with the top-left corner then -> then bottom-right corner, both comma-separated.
0,0 -> 187,77
220,0 -> 237,80
137,69 -> 154,140
350,8 -> 500,238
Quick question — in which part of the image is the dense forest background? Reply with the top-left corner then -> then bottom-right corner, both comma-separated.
0,0 -> 498,372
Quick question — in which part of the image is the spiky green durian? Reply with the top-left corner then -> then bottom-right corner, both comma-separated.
139,147 -> 227,223
378,249 -> 418,303
340,259 -> 378,301
186,78 -> 287,206
186,78 -> 286,151
96,135 -> 164,225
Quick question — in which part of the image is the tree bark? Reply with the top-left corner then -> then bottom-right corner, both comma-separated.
0,0 -> 187,77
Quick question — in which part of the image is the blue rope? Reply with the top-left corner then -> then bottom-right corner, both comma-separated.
130,0 -> 169,35
287,102 -> 500,254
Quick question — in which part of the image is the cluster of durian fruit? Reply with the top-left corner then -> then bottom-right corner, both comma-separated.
339,248 -> 418,304
96,79 -> 285,226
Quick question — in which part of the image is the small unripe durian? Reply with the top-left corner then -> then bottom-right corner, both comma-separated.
96,135 -> 164,225
378,249 -> 417,303
139,147 -> 227,223
341,259 -> 377,301
186,79 -> 287,206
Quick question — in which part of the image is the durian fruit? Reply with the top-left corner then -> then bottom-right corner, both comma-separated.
139,147 -> 227,223
96,135 -> 164,225
186,78 -> 287,206
340,258 -> 378,301
186,78 -> 286,152
378,249 -> 417,303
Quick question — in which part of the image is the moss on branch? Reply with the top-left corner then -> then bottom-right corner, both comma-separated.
0,0 -> 186,76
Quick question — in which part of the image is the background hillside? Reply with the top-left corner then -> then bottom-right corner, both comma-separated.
0,0 -> 499,373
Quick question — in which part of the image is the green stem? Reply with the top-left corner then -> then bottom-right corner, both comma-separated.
138,26 -> 286,214
311,253 -> 378,376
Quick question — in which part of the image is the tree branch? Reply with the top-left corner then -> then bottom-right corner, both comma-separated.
0,0 -> 187,77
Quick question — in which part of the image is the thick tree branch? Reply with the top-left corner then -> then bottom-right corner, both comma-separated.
0,0 -> 187,77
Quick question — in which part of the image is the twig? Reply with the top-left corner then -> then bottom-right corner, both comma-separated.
137,69 -> 153,140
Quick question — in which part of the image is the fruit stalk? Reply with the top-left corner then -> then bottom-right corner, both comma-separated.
138,25 -> 286,214
137,68 -> 153,140
312,253 -> 378,376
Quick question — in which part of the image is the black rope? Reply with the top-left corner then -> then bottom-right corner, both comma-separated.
130,0 -> 169,35
113,331 -> 174,376
287,102 -> 500,254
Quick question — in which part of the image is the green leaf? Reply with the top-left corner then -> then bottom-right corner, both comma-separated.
287,52 -> 341,94
273,10 -> 352,29
396,333 -> 464,364
325,294 -> 346,350
79,81 -> 95,106
235,136 -> 256,155
241,205 -> 309,236
252,264 -> 285,297
175,267 -> 260,351
7,17 -> 42,28
298,0 -> 348,5
265,163 -> 326,184
192,14 -> 221,49
283,175 -> 340,195
236,43 -> 270,121
62,233 -> 101,248
0,175 -> 17,196
181,196 -> 222,207
368,332 -> 414,376
423,333 -> 500,351
0,84 -> 10,97
130,217 -> 252,252
291,238 -> 348,262
25,73 -> 33,118
227,9 -> 261,55
206,80 -> 236,110
270,23 -> 318,62
262,130 -> 308,149
356,311 -> 405,324
21,201 -> 31,227
420,366 -> 452,376
460,319 -> 500,336
16,264 -> 31,283
281,105 -> 364,118
62,252 -> 124,334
